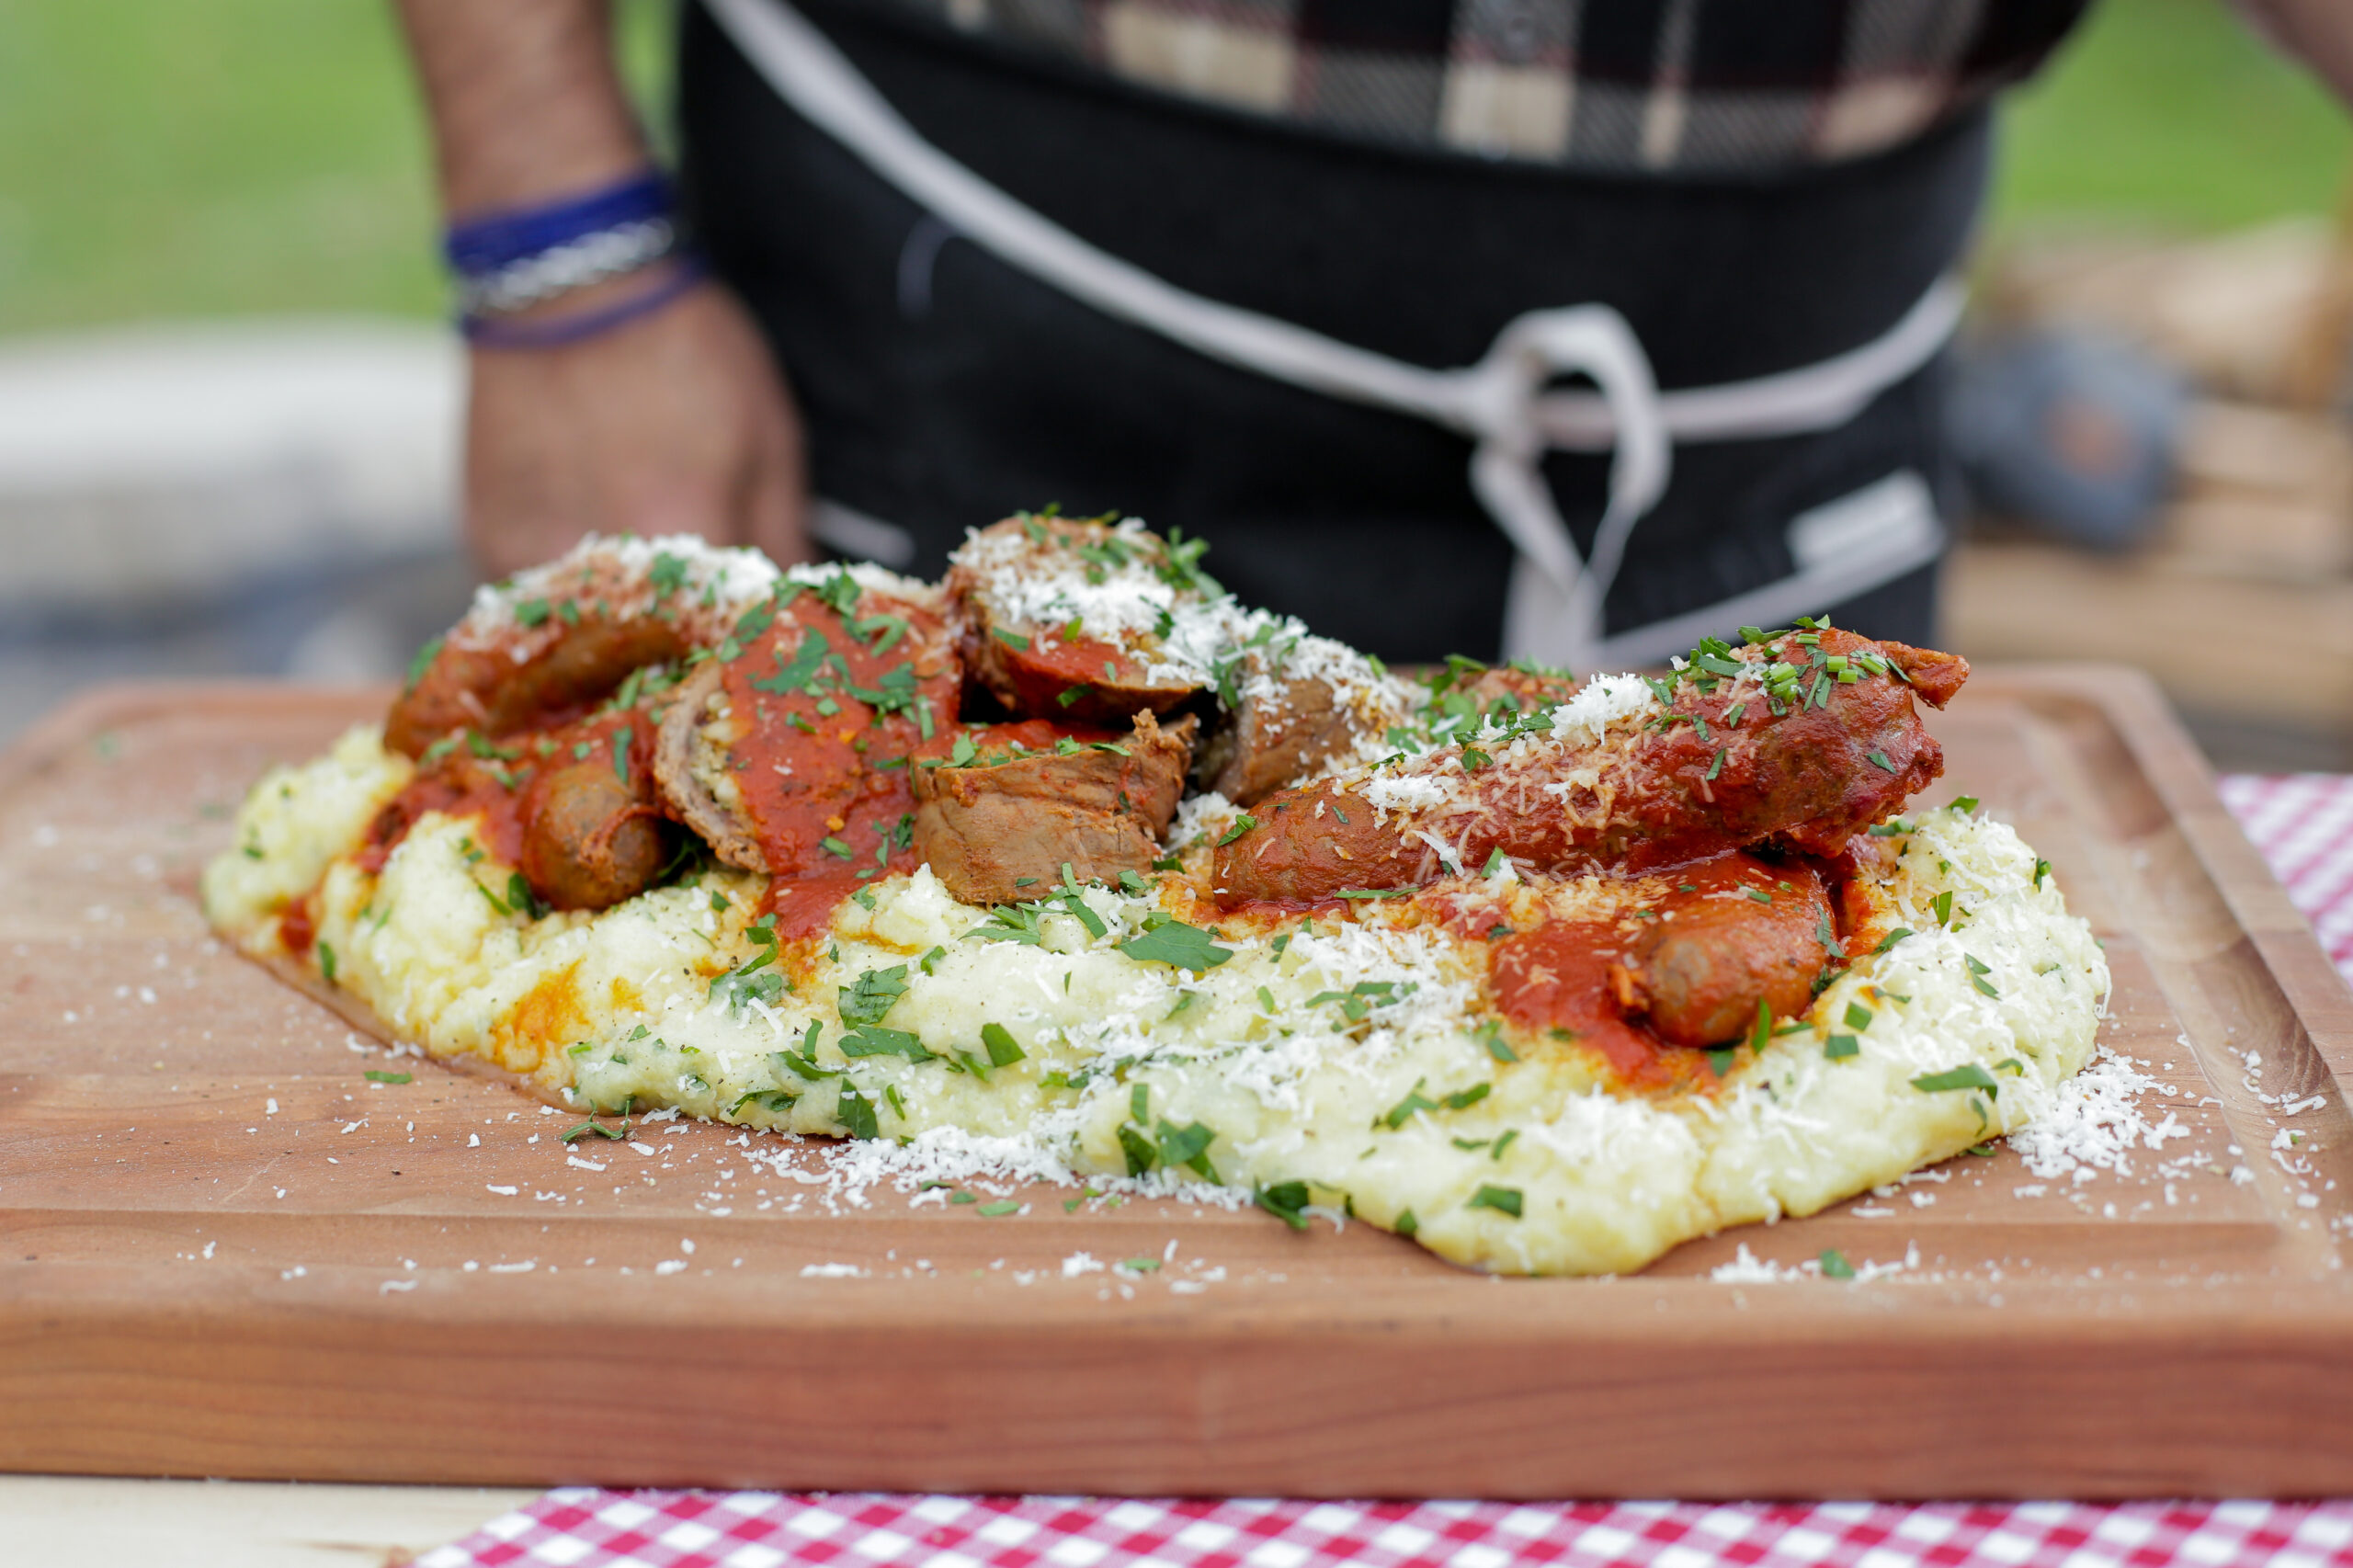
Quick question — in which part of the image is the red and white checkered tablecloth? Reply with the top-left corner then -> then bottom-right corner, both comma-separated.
416,775 -> 2353,1568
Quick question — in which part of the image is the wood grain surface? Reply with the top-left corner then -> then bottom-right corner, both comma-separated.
2,674 -> 2350,1498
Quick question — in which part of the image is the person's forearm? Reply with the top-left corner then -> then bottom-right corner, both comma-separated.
2234,0 -> 2353,104
393,0 -> 650,217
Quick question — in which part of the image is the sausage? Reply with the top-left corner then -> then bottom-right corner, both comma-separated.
947,517 -> 1207,725
388,616 -> 688,759
1214,627 -> 1958,907
911,712 -> 1196,903
519,762 -> 672,912
1620,859 -> 1833,1047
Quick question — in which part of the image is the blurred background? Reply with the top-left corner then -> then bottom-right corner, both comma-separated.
2,0 -> 2349,765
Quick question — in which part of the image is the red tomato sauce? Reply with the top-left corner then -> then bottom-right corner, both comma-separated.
358,708 -> 649,876
717,592 -> 961,937
1487,919 -> 1673,1085
278,897 -> 315,954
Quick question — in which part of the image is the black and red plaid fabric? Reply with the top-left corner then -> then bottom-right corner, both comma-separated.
867,0 -> 2089,170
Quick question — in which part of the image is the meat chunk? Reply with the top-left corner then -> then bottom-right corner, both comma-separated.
650,582 -> 962,881
1198,674 -> 1355,805
650,659 -> 766,873
912,712 -> 1196,903
1619,857 -> 1833,1047
1214,628 -> 1959,907
948,516 -> 1209,724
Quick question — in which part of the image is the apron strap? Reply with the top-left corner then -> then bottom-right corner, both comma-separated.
701,0 -> 1951,671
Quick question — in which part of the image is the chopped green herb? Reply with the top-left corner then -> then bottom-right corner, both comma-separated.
981,1022 -> 1025,1067
1467,1185 -> 1522,1219
560,1118 -> 629,1142
317,942 -> 338,983
1911,1063 -> 2002,1097
1824,1034 -> 1859,1060
1117,920 -> 1233,971
838,1025 -> 935,1062
835,1085 -> 880,1140
362,1068 -> 408,1085
1155,1119 -> 1217,1178
976,1199 -> 1020,1217
1380,1079 -> 1440,1129
1950,795 -> 1980,813
1393,1209 -> 1419,1237
991,627 -> 1031,651
1256,1180 -> 1313,1231
1873,927 -> 1913,955
1819,1248 -> 1855,1279
404,635 -> 444,693
1216,814 -> 1259,846
837,965 -> 909,1028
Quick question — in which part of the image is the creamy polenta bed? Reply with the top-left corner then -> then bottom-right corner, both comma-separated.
204,518 -> 2106,1275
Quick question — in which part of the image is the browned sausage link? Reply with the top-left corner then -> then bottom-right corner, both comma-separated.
1620,859 -> 1833,1047
1214,628 -> 1952,907
1878,641 -> 1970,710
387,617 -> 689,759
519,761 -> 674,912
911,712 -> 1195,903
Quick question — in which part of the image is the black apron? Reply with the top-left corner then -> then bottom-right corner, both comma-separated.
677,0 -> 1990,665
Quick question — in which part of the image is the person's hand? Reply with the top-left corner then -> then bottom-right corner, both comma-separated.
462,273 -> 814,578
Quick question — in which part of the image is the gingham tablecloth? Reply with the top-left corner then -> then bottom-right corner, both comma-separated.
417,774 -> 2353,1568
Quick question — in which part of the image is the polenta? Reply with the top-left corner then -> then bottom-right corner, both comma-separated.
204,525 -> 2107,1275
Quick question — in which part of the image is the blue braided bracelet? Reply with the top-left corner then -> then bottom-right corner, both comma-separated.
446,170 -> 702,347
444,170 -> 674,277
462,258 -> 708,349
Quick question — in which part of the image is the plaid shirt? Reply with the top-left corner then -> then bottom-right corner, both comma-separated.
877,0 -> 2087,171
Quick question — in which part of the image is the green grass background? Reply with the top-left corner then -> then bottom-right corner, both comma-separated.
0,0 -> 2344,336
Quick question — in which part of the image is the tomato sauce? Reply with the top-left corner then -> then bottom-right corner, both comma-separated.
278,897 -> 315,954
988,629 -> 1189,723
717,589 -> 961,937
1487,919 -> 1676,1085
358,708 -> 652,876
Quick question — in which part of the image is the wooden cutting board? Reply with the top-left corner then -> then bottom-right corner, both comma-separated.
3,672 -> 2350,1499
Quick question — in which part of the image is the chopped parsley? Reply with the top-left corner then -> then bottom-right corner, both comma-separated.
1256,1179 -> 1312,1231
1911,1063 -> 2002,1097
837,965 -> 908,1028
1117,919 -> 1233,971
981,1022 -> 1026,1067
1467,1185 -> 1522,1219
